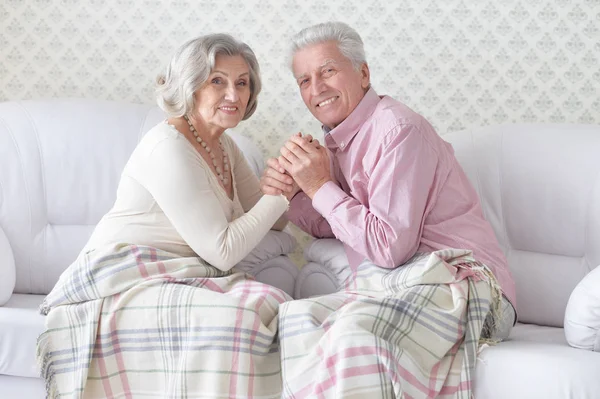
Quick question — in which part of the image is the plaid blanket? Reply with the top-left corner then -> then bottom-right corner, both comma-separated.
37,244 -> 290,399
278,249 -> 500,399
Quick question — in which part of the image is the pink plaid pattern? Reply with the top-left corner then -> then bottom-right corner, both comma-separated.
278,249 -> 497,399
38,244 -> 289,398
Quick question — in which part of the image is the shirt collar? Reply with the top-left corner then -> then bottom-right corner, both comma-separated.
323,87 -> 380,152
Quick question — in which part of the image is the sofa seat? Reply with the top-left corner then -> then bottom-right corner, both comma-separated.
4,292 -> 600,399
476,324 -> 600,399
0,375 -> 45,399
0,294 -> 46,378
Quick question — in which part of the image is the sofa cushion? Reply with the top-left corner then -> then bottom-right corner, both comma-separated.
564,265 -> 600,351
475,324 -> 600,399
0,375 -> 45,399
443,124 -> 600,327
0,100 -> 272,296
0,294 -> 46,378
228,131 -> 265,177
0,226 -> 15,305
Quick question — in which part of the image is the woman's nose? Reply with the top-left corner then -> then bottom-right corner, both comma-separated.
224,84 -> 239,101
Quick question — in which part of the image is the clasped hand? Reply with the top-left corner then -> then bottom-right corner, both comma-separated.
260,133 -> 331,199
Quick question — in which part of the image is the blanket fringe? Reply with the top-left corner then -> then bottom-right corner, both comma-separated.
470,263 -> 503,348
37,331 -> 58,399
39,299 -> 51,316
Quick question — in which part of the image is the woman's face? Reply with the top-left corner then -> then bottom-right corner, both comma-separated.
192,54 -> 251,134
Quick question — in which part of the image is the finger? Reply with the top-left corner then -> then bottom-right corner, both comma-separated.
266,157 -> 285,174
289,135 -> 319,154
261,173 -> 287,194
263,176 -> 293,192
282,141 -> 306,162
262,185 -> 283,196
302,134 -> 314,143
265,167 -> 293,184
278,155 -> 292,171
318,144 -> 329,158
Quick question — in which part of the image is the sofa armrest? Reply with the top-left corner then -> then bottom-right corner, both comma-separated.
0,225 -> 16,305
564,265 -> 600,352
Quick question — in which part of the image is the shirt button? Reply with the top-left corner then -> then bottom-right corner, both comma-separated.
340,141 -> 345,148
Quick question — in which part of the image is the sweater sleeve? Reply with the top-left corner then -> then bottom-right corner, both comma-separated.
140,136 -> 289,271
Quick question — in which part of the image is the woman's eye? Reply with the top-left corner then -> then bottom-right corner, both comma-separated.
211,77 -> 222,84
237,80 -> 247,86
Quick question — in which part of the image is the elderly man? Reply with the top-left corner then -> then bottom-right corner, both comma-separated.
261,21 -> 517,398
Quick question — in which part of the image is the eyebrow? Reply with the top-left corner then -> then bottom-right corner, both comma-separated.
212,70 -> 250,78
294,59 -> 338,80
320,59 -> 337,68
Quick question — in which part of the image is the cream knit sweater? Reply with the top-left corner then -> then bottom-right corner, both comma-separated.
83,122 -> 288,271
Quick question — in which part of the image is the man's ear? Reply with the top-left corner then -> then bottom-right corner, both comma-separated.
360,63 -> 370,90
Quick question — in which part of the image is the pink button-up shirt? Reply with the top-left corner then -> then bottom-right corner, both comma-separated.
288,88 -> 517,309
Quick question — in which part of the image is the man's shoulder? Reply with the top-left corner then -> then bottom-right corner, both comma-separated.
365,95 -> 449,157
372,95 -> 426,128
368,95 -> 436,139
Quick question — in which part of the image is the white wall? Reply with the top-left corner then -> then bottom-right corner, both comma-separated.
2,1 -> 598,148
2,0 -> 599,261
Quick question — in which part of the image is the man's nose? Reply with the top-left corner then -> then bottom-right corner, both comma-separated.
311,76 -> 326,96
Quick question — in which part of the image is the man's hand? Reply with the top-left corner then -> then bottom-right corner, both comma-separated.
279,134 -> 331,199
260,158 -> 301,200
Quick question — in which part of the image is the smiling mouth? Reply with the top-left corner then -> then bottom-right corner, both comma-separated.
219,106 -> 238,112
316,96 -> 338,107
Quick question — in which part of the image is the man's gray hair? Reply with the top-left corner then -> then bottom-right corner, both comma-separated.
290,21 -> 367,70
156,33 -> 261,120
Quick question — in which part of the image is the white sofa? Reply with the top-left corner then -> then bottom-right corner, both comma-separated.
298,124 -> 600,398
1,99 -> 599,398
0,99 -> 299,398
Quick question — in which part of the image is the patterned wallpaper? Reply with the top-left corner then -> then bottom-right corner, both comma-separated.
2,0 -> 599,263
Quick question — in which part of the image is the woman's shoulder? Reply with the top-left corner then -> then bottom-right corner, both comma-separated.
138,121 -> 192,157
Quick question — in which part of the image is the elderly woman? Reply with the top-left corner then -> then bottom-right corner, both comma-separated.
38,34 -> 294,399
84,33 -> 291,272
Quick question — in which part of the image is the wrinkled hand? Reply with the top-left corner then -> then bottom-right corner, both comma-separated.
260,157 -> 300,199
278,133 -> 331,199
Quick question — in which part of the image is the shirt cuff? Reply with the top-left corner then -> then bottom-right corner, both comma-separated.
312,181 -> 348,217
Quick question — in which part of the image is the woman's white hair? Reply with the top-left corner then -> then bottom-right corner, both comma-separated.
156,33 -> 261,120
289,21 -> 367,70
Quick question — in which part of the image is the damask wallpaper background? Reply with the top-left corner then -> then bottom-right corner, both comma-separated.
2,0 -> 599,262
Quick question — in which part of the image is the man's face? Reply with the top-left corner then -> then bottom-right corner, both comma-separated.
292,41 -> 370,130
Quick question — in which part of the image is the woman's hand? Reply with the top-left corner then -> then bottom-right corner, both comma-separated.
260,158 -> 300,199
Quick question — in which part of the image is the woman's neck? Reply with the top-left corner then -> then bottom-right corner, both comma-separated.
170,116 -> 223,147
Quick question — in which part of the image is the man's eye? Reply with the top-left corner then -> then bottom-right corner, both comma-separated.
299,79 -> 309,87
